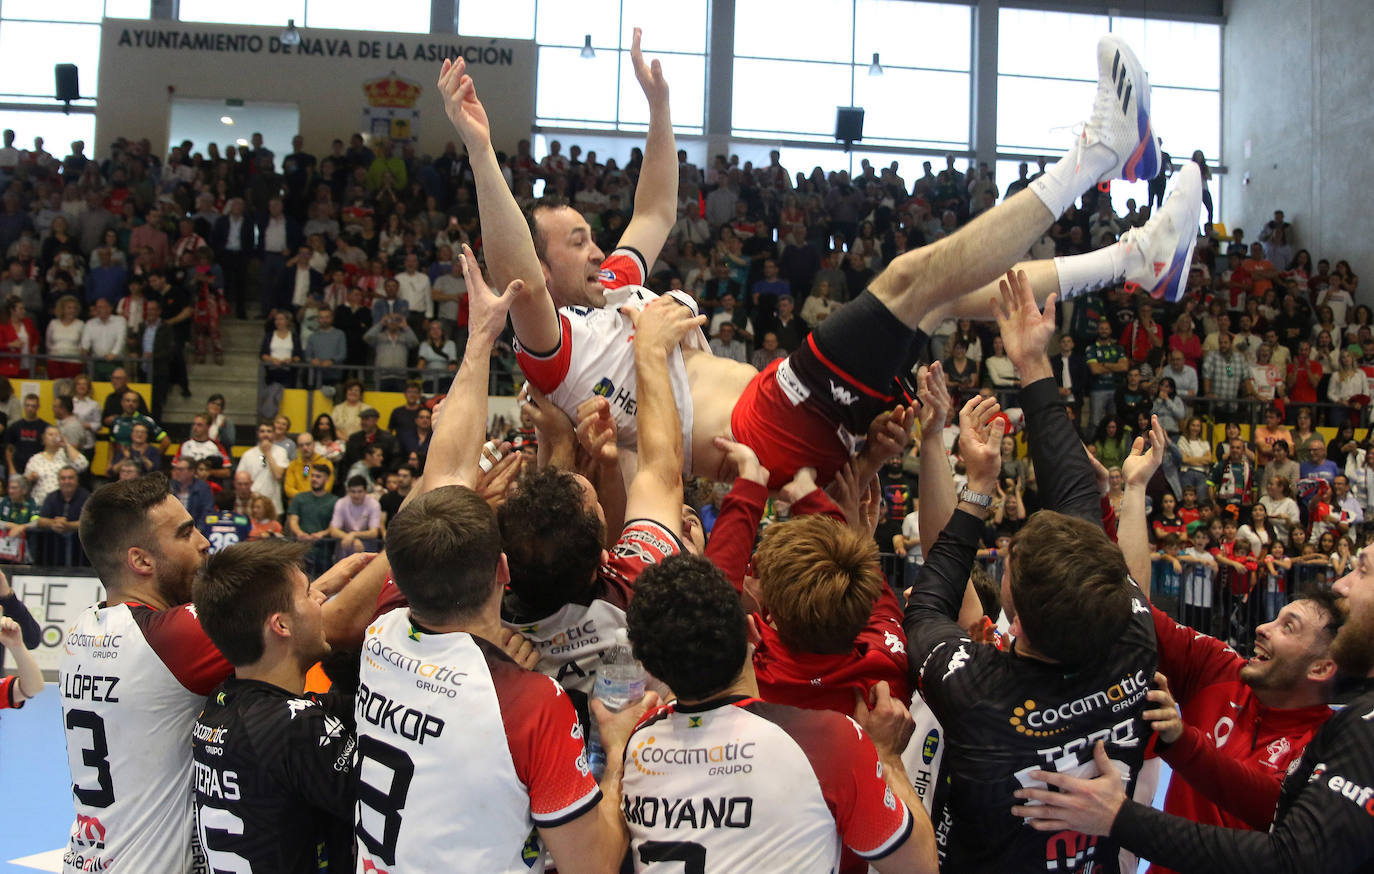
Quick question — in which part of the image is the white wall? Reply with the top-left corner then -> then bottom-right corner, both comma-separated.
96,18 -> 536,159
1220,0 -> 1374,285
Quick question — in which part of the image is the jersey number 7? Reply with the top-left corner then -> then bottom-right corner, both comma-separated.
638,840 -> 706,874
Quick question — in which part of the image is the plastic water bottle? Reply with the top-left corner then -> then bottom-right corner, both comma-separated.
585,628 -> 645,780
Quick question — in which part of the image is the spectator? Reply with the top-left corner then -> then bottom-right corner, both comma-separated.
378,464 -> 415,523
270,416 -> 297,462
346,444 -> 385,490
330,379 -> 365,440
343,407 -> 399,472
387,382 -> 425,439
5,393 -> 49,477
709,320 -> 747,363
1327,346 -> 1368,426
363,311 -> 418,391
304,305 -> 346,388
326,475 -> 382,554
1119,300 -> 1163,364
167,456 -> 213,522
108,421 -> 161,479
138,298 -> 175,420
284,432 -> 334,500
100,368 -> 146,427
0,297 -> 36,377
33,466 -> 87,565
110,388 -> 169,449
69,374 -> 102,441
1085,318 -> 1127,433
1299,436 -> 1339,485
45,295 -> 84,379
1201,332 -> 1247,416
260,310 -> 302,388
311,413 -> 345,468
238,422 -> 289,516
175,413 -> 229,474
750,331 -> 786,371
417,322 -> 458,393
79,297 -> 129,380
247,494 -> 282,539
398,407 -> 432,457
285,462 -> 336,572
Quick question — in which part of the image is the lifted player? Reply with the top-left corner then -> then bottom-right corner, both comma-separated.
439,34 -> 1201,488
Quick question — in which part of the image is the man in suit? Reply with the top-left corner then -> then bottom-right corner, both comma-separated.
1051,333 -> 1089,415
139,299 -> 176,421
255,196 -> 303,315
211,197 -> 256,319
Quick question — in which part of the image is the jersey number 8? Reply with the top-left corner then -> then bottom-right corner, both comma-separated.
355,735 -> 415,866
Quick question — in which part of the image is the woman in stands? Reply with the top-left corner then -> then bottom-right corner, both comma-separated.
0,297 -> 37,377
311,414 -> 344,467
1328,347 -> 1369,427
1344,304 -> 1372,344
45,294 -> 84,379
1291,406 -> 1318,464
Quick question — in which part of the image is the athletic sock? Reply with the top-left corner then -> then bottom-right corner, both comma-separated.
1053,242 -> 1128,300
1029,135 -> 1116,218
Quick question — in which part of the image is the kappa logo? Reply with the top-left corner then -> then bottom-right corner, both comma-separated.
286,698 -> 313,720
830,381 -> 859,407
1265,736 -> 1291,766
942,645 -> 970,681
883,630 -> 906,656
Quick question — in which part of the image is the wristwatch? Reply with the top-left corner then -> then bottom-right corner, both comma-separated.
958,486 -> 994,509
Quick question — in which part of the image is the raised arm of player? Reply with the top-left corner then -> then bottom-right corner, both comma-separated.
622,296 -> 704,527
1119,417 -> 1168,597
615,28 -> 678,269
916,362 -> 956,546
422,244 -> 519,494
437,58 -> 559,353
0,616 -> 42,705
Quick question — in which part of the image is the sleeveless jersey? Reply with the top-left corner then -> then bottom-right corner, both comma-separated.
622,696 -> 912,872
199,512 -> 252,554
355,608 -> 600,873
59,601 -> 233,874
514,248 -> 704,473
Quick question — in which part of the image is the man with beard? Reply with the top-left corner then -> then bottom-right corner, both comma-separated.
1013,516 -> 1374,873
190,540 -> 368,873
59,474 -> 378,874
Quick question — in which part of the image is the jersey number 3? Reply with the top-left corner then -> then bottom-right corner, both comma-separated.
65,709 -> 114,808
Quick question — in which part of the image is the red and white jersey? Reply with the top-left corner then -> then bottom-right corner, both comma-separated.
356,608 -> 600,873
622,696 -> 912,872
0,674 -> 23,709
514,249 -> 705,473
58,601 -> 234,874
502,518 -> 682,698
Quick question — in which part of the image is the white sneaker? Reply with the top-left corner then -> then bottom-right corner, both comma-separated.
1121,162 -> 1202,302
1082,35 -> 1161,184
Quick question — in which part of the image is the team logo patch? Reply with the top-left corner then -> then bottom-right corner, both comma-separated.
598,268 -> 615,282
921,729 -> 940,765
592,377 -> 615,398
688,716 -> 702,728
70,814 -> 106,850
215,691 -> 225,705
407,624 -> 422,642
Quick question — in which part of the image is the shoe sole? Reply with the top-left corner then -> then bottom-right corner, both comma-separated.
1147,164 -> 1203,302
1102,36 -> 1160,183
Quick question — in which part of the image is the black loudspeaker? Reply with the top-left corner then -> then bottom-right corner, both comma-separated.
55,64 -> 80,103
835,106 -> 865,144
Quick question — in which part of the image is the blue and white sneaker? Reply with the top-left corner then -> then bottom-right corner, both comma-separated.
1084,35 -> 1161,184
1121,162 -> 1203,302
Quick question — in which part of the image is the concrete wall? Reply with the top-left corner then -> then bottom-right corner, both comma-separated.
1221,0 -> 1374,286
95,19 -> 535,159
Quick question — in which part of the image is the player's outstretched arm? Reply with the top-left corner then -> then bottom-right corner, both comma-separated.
1119,416 -> 1168,597
436,58 -> 559,353
616,28 -> 677,269
0,616 -> 42,704
422,244 -> 519,493
622,296 -> 704,528
915,362 -> 955,545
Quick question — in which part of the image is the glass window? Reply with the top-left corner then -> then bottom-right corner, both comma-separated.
178,0 -> 305,27
998,9 -> 1108,79
0,110 -> 95,154
536,47 -> 619,126
1,0 -> 105,22
536,0 -> 619,49
458,0 -> 534,40
104,0 -> 152,19
995,75 -> 1096,154
616,52 -> 705,132
0,22 -> 103,98
619,0 -> 707,55
306,1 -> 430,33
1150,88 -> 1221,165
732,58 -> 853,140
734,0 -> 853,63
852,68 -> 969,149
855,1 -> 971,71
1109,18 -> 1220,90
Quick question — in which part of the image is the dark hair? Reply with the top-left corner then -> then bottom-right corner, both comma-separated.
193,540 -> 308,665
311,414 -> 337,441
387,486 -> 502,623
627,555 -> 748,701
53,395 -> 73,415
79,473 -> 172,583
497,467 -> 604,615
1009,510 -> 1132,666
525,196 -> 570,262
1297,587 -> 1346,647
346,475 -> 368,489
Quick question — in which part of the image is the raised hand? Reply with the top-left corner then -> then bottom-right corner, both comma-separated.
711,436 -> 769,486
437,57 -> 492,149
0,615 -> 22,649
863,405 -> 915,466
458,243 -> 520,351
957,395 -> 1005,492
629,27 -> 670,105
623,296 -> 706,353
1122,414 -> 1169,488
852,681 -> 916,760
779,466 -> 819,505
575,396 -> 618,469
992,269 -> 1057,377
916,362 -> 953,436
1143,672 -> 1183,744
